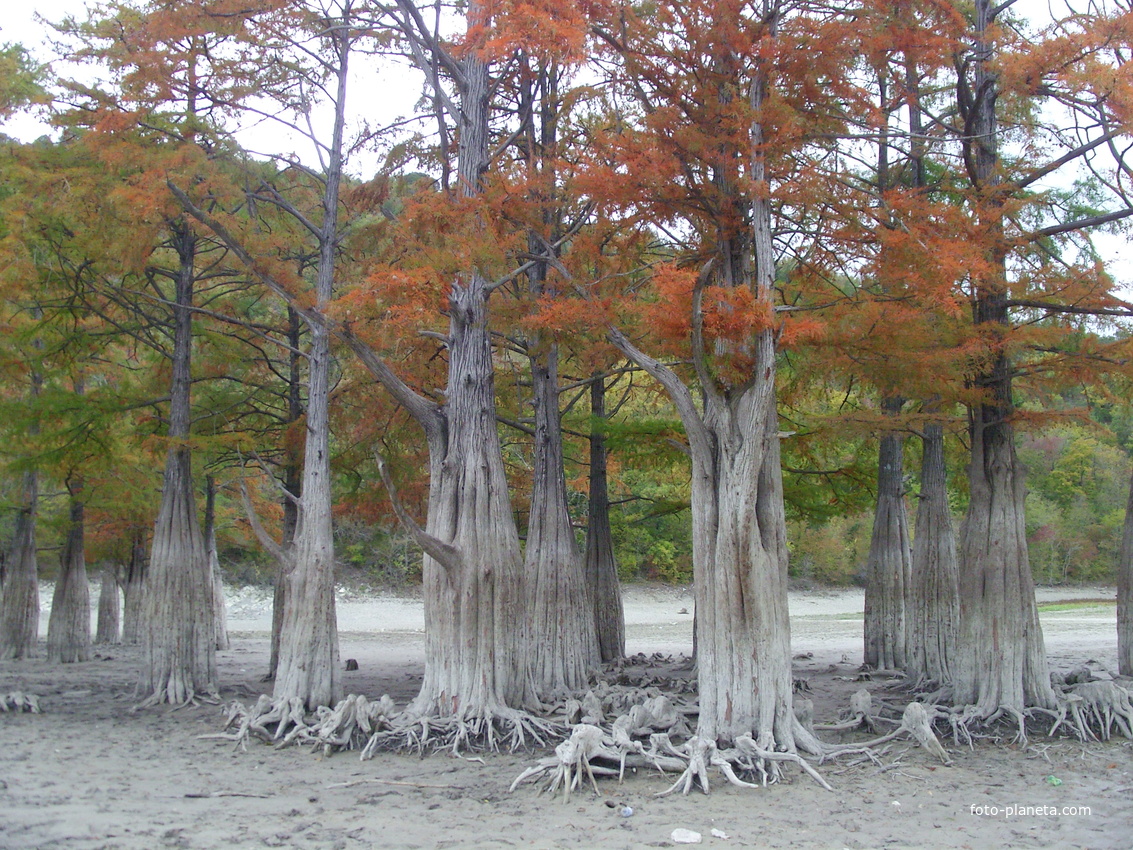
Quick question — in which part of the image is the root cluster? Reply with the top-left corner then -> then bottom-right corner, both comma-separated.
201,654 -> 1131,803
1,692 -> 40,713
202,692 -> 560,758
203,693 -> 398,755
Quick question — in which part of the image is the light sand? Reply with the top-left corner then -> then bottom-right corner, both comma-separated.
1,584 -> 1128,849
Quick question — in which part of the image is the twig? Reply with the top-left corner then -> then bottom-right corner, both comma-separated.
325,777 -> 452,790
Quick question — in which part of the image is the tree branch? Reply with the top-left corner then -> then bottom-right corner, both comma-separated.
607,325 -> 712,460
238,479 -> 289,567
374,453 -> 461,574
1027,207 -> 1133,241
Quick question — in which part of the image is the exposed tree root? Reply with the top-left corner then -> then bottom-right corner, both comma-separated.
653,734 -> 833,796
814,688 -> 881,733
0,692 -> 40,713
809,701 -> 952,764
1045,681 -> 1133,742
201,693 -> 398,754
359,704 -> 562,758
942,678 -> 1133,749
134,687 -> 220,712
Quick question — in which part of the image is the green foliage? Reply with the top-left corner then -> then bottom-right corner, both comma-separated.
0,43 -> 48,121
334,519 -> 422,587
1020,426 -> 1131,584
608,463 -> 693,583
787,513 -> 872,586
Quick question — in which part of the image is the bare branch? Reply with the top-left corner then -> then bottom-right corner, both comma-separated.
374,453 -> 461,573
607,325 -> 712,460
238,479 -> 289,568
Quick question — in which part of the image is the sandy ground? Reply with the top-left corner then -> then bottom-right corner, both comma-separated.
1,584 -> 1129,850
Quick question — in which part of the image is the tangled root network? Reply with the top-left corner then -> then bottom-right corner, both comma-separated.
1,692 -> 40,713
201,693 -> 560,758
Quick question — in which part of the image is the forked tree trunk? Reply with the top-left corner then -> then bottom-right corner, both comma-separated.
47,482 -> 92,663
1117,468 -> 1132,677
907,423 -> 959,686
526,341 -> 599,695
694,388 -> 795,747
137,222 -> 217,704
328,0 -> 536,722
952,0 -> 1055,716
611,272 -> 796,751
632,48 -> 799,749
204,477 -> 229,652
584,374 -> 625,663
0,470 -> 40,660
410,280 -> 536,717
95,566 -> 120,645
121,537 -> 146,645
863,414 -> 911,670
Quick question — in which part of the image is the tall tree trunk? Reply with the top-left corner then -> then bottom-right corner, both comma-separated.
952,0 -> 1055,715
584,374 -> 625,663
331,0 -> 537,723
269,307 -> 303,680
120,536 -> 146,645
694,385 -> 794,748
863,400 -> 911,671
517,58 -> 599,694
609,60 -> 798,747
270,23 -> 351,709
411,278 -> 536,717
526,340 -> 599,696
0,470 -> 40,659
1117,468 -> 1132,676
47,479 -> 92,663
95,566 -> 120,645
137,222 -> 217,704
907,422 -> 959,685
204,476 -> 229,651
955,407 -> 1053,711
272,310 -> 339,707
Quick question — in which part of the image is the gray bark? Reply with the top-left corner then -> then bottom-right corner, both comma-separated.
95,566 -> 120,645
272,309 -> 340,707
204,476 -> 229,652
1118,468 -> 1132,676
584,374 -> 625,663
0,470 -> 40,660
611,334 -> 794,748
137,222 -> 217,704
907,423 -> 959,686
409,277 -> 536,716
863,417 -> 911,671
348,0 -> 537,720
47,481 -> 92,663
526,341 -> 599,695
269,307 -> 303,680
120,537 -> 146,645
952,0 -> 1055,714
608,55 -> 796,746
518,60 -> 600,694
270,21 -> 352,709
